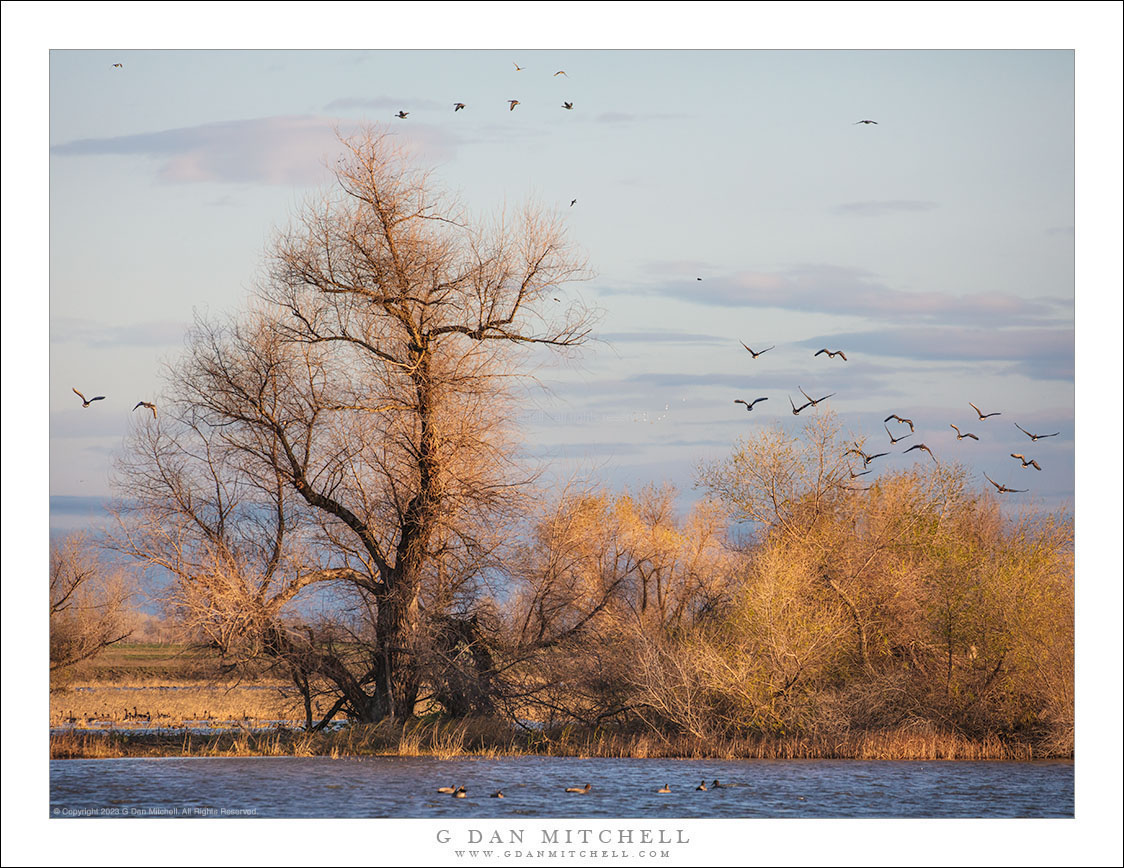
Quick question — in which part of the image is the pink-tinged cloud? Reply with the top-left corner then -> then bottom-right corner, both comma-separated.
50,116 -> 459,185
607,264 -> 1070,327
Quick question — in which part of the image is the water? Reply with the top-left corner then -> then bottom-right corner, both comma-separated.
49,756 -> 1072,819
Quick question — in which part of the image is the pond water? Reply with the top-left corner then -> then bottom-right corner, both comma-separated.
49,755 -> 1072,819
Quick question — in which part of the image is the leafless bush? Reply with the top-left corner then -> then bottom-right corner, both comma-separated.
50,534 -> 134,679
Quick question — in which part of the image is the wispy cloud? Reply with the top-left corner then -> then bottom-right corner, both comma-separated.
592,111 -> 688,125
637,259 -> 711,278
816,326 -> 1075,380
595,112 -> 638,124
50,116 -> 459,185
324,96 -> 444,112
627,372 -> 761,389
596,330 -> 727,345
50,411 -> 131,440
51,318 -> 190,348
832,200 -> 939,217
605,264 -> 1072,327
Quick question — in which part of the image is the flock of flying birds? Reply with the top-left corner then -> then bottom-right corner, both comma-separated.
731,344 -> 1059,495
393,62 -> 575,119
72,388 -> 156,419
97,58 -> 1062,500
87,60 -> 579,437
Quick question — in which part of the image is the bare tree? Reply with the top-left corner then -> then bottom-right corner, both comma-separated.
50,534 -> 134,677
114,129 -> 595,724
494,485 -> 737,728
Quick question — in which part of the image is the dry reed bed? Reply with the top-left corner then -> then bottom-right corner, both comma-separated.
51,718 -> 1048,761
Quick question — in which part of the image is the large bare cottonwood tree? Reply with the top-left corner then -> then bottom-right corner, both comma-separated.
115,129 -> 595,724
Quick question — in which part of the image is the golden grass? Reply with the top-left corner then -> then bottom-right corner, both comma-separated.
50,716 -> 1048,761
50,679 -> 304,729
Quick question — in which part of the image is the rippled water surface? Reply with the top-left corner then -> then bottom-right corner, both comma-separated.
50,756 -> 1072,819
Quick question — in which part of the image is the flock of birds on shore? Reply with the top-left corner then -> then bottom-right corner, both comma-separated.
437,779 -> 749,800
729,344 -> 1059,495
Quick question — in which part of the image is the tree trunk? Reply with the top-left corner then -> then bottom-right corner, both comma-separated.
824,573 -> 870,670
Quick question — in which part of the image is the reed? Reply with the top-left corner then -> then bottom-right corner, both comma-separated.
50,719 -> 1049,761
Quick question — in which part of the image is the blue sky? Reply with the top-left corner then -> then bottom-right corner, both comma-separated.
5,3 -> 1123,864
42,45 -> 1083,526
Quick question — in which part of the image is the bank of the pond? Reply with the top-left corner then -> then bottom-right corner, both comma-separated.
50,718 -> 1054,761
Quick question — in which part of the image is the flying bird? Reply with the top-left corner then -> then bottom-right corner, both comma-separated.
885,424 -> 911,444
395,111 -> 409,119
570,199 -> 577,207
984,473 -> 1026,494
789,396 -> 814,415
453,102 -> 466,111
133,401 -> 157,419
741,343 -> 774,359
815,349 -> 848,361
969,402 -> 1000,420
949,424 -> 978,441
854,119 -> 878,124
507,100 -> 520,111
562,101 -> 573,110
1010,453 -> 1042,471
847,446 -> 887,467
799,387 -> 835,407
73,388 -> 105,407
884,414 -> 915,433
1014,423 -> 1059,441
849,468 -> 872,479
513,62 -> 525,71
554,70 -> 568,77
111,63 -> 123,69
904,443 -> 938,463
734,397 -> 768,411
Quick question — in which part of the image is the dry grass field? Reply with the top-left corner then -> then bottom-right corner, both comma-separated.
50,643 -> 304,730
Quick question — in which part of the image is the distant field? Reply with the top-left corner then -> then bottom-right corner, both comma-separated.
73,643 -> 223,681
51,643 -> 300,729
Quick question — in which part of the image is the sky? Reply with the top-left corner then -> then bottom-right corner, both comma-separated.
4,3 -> 1123,866
42,44 -> 1084,530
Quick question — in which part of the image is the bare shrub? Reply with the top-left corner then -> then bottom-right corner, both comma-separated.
50,534 -> 134,680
